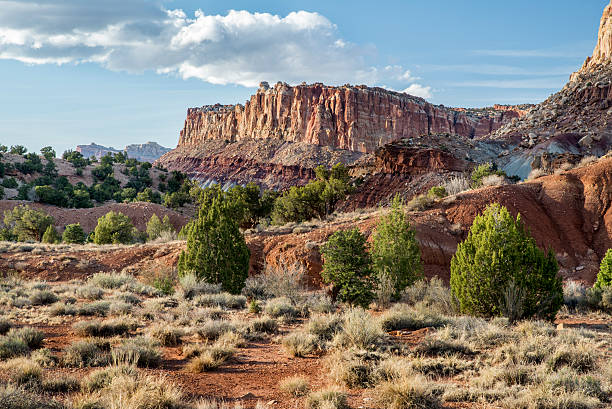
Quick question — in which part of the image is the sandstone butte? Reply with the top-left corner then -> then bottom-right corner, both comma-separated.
176,82 -> 526,154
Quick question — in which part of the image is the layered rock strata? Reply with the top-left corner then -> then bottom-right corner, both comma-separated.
176,82 -> 524,154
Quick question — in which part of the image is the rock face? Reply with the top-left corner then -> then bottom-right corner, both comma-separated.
76,143 -> 120,159
77,142 -> 171,163
177,83 -> 523,154
571,1 -> 612,79
124,142 -> 171,163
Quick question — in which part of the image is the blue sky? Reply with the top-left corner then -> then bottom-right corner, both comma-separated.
0,0 -> 607,155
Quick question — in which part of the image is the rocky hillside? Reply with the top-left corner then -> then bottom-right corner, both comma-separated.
77,142 -> 171,163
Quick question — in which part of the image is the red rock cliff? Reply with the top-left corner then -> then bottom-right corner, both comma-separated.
177,82 -> 521,154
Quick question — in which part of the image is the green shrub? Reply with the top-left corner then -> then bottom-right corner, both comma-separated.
41,225 -> 60,244
146,214 -> 175,241
2,177 -> 18,189
93,211 -> 134,244
450,203 -> 563,321
178,195 -> 250,294
594,249 -> 612,288
271,164 -> 352,224
471,162 -> 505,188
428,186 -> 447,198
62,223 -> 86,244
321,228 -> 376,308
3,205 -> 53,242
371,195 -> 423,299
0,317 -> 12,334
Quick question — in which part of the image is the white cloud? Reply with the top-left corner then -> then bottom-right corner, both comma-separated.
402,84 -> 433,99
0,0 -> 429,90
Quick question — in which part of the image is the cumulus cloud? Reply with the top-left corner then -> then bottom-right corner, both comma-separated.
402,84 -> 433,99
0,0 -> 431,92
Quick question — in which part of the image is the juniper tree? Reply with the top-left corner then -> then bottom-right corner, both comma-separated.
177,196 -> 250,294
371,195 -> 423,299
450,203 -> 562,322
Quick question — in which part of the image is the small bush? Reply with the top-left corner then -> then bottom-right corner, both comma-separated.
451,203 -> 562,321
81,365 -> 137,393
178,273 -> 222,299
414,338 -> 474,357
196,320 -> 236,341
547,343 -> 597,373
307,313 -> 343,342
279,376 -> 310,397
77,300 -> 111,316
405,194 -> 434,211
186,344 -> 235,373
248,317 -> 278,334
443,176 -> 470,196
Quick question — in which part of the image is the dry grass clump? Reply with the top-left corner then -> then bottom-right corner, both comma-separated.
242,261 -> 307,302
279,376 -> 310,397
74,285 -> 105,300
263,296 -> 301,319
148,323 -> 184,346
333,308 -> 385,350
178,273 -> 221,300
88,272 -> 135,289
28,290 -> 58,305
0,317 -> 12,334
547,343 -> 598,373
0,335 -> 30,359
186,342 -> 235,373
443,176 -> 471,196
63,338 -> 110,367
379,304 -> 448,332
405,194 -> 434,212
414,337 -> 475,357
306,388 -> 349,409
527,168 -> 549,180
374,374 -> 441,409
194,293 -> 247,309
307,313 -> 343,343
401,278 -> 456,314
326,349 -> 380,388
282,332 -> 317,357
196,319 -> 236,341
81,365 -> 138,393
1,357 -> 43,387
577,155 -> 598,168
73,318 -> 135,337
247,316 -> 278,334
0,384 -> 66,409
7,327 -> 45,349
111,337 -> 162,368
407,355 -> 473,378
481,174 -> 507,187
75,373 -> 184,409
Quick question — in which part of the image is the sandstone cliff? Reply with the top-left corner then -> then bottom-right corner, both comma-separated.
176,82 -> 523,154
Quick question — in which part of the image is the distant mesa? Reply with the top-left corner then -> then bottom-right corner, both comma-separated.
77,141 -> 171,163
